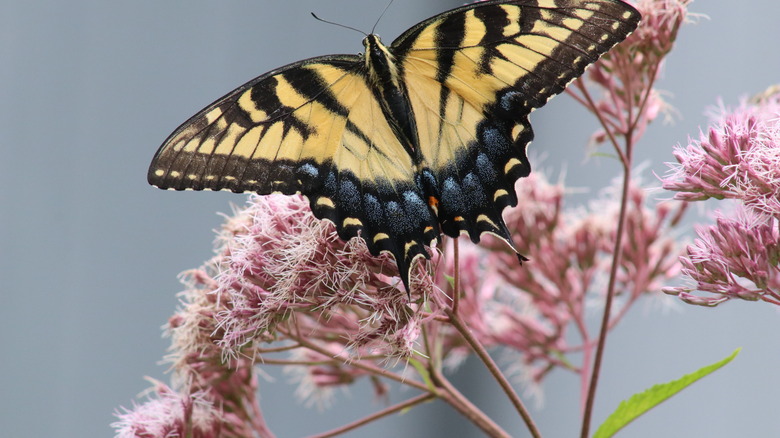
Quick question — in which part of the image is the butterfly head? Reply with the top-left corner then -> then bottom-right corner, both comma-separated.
363,34 -> 399,85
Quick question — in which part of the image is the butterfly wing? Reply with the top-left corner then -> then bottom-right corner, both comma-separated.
393,0 -> 640,245
150,0 -> 641,292
148,55 -> 439,287
150,55 -> 364,195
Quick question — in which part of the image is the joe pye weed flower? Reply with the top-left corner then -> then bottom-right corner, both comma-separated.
662,92 -> 780,306
115,0 -> 769,436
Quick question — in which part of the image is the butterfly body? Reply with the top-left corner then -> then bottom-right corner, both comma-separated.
149,0 -> 640,291
363,34 -> 421,161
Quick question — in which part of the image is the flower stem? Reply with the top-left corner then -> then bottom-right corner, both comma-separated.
762,293 -> 780,306
572,78 -> 628,166
577,45 -> 663,434
452,238 -> 461,314
307,393 -> 436,438
579,133 -> 635,438
254,358 -> 345,366
629,62 -> 661,135
429,367 -> 512,438
277,327 -> 429,393
257,343 -> 302,354
281,317 -> 507,436
444,306 -> 541,438
420,320 -> 508,437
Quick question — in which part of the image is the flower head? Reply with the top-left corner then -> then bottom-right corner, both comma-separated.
662,96 -> 780,217
662,88 -> 780,306
112,266 -> 274,438
112,381 -> 224,438
213,194 -> 430,359
574,0 -> 693,145
628,0 -> 691,58
663,208 -> 780,306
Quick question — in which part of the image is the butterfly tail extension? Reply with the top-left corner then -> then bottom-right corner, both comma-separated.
394,244 -> 431,298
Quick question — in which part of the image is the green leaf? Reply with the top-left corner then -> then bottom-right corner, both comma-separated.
408,357 -> 434,390
594,348 -> 740,438
443,274 -> 455,289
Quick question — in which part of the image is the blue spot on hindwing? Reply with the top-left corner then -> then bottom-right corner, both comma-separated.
297,163 -> 319,178
403,190 -> 435,228
461,172 -> 485,206
363,192 -> 382,224
384,200 -> 411,234
402,191 -> 427,215
479,124 -> 511,159
475,152 -> 497,183
337,177 -> 360,207
323,170 -> 337,194
500,90 -> 520,111
441,177 -> 465,212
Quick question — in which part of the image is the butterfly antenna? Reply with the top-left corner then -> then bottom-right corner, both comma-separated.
310,12 -> 367,37
371,0 -> 395,34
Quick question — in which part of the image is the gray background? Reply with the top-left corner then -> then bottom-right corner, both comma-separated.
2,1 -> 779,437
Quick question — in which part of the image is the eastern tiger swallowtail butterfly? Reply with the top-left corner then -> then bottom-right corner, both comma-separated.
149,0 -> 640,292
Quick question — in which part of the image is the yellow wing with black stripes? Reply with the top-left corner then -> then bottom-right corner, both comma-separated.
395,0 -> 640,243
149,0 -> 640,293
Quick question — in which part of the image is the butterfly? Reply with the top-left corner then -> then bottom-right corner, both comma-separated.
148,0 -> 640,292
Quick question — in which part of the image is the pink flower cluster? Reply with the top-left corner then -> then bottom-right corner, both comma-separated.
663,98 -> 780,211
666,211 -> 780,306
113,381 -> 224,438
113,268 -> 273,438
662,92 -> 780,306
461,174 -> 681,387
114,173 -> 682,434
570,0 -> 691,145
115,195 -> 437,436
210,194 -> 427,359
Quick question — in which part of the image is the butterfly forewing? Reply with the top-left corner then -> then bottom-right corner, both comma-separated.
149,56 -> 359,194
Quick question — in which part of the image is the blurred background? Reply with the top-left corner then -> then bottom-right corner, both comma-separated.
2,1 -> 778,436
